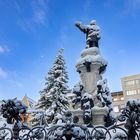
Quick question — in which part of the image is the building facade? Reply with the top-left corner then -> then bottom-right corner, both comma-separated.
112,91 -> 125,116
121,74 -> 140,102
112,73 -> 140,116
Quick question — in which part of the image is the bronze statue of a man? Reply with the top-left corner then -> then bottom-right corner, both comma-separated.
75,20 -> 100,48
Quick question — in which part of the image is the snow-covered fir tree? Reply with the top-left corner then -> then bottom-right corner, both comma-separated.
97,79 -> 115,127
31,49 -> 69,126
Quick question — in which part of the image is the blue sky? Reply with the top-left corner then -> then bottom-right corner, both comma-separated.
0,0 -> 140,101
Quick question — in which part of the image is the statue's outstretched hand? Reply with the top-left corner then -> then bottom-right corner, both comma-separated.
75,21 -> 82,27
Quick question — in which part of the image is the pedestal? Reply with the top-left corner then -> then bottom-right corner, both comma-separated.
71,106 -> 108,125
74,47 -> 108,125
76,47 -> 107,95
71,109 -> 84,124
91,106 -> 108,125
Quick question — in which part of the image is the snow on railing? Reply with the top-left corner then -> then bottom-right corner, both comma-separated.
0,99 -> 140,139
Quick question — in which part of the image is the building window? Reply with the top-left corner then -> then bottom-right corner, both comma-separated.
113,98 -> 118,101
125,80 -> 135,86
138,89 -> 140,94
120,97 -> 124,100
126,90 -> 137,96
135,79 -> 140,85
113,106 -> 119,113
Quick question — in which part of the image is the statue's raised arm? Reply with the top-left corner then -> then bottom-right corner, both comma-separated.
75,20 -> 100,48
75,21 -> 88,33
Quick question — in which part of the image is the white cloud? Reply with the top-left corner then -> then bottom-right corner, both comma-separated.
0,68 -> 7,78
40,55 -> 45,58
9,79 -> 23,88
0,45 -> 10,54
104,0 -> 114,8
104,0 -> 140,17
121,0 -> 140,16
32,0 -> 48,24
0,46 -> 4,53
34,10 -> 46,24
17,19 -> 35,33
17,0 -> 49,32
80,0 -> 91,22
129,0 -> 140,8
56,28 -> 68,48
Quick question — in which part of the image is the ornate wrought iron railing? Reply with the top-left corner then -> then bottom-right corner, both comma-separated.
1,99 -> 140,139
0,121 -> 140,140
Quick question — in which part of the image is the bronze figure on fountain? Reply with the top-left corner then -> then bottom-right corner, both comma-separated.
75,20 -> 100,48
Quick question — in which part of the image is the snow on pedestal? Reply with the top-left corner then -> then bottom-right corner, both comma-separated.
76,47 -> 107,95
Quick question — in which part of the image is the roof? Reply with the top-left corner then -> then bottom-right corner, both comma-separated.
111,91 -> 123,96
22,95 -> 36,108
26,96 -> 36,104
121,73 -> 140,80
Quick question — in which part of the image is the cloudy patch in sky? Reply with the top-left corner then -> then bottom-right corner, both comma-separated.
120,0 -> 140,16
0,68 -> 7,78
16,0 -> 49,32
0,45 -> 10,54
